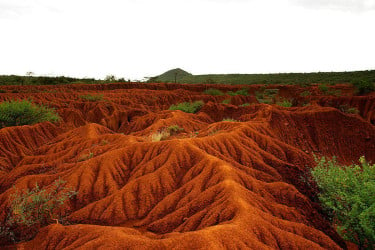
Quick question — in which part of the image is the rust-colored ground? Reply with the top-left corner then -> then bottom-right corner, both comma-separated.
0,83 -> 374,249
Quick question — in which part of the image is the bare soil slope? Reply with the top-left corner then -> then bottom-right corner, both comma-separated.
0,83 -> 374,249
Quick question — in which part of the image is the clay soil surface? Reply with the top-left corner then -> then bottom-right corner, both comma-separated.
0,83 -> 374,249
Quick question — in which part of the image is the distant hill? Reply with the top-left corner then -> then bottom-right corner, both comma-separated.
148,68 -> 192,83
149,69 -> 375,85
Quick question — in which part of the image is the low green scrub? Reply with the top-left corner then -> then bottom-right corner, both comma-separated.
239,103 -> 250,107
311,156 -> 375,248
318,84 -> 329,94
300,91 -> 311,97
352,80 -> 375,95
167,125 -> 184,134
1,178 -> 77,243
227,88 -> 249,96
339,105 -> 359,114
0,100 -> 60,128
221,99 -> 231,104
79,94 -> 103,101
276,100 -> 293,107
0,89 -> 6,93
203,88 -> 224,96
169,100 -> 204,113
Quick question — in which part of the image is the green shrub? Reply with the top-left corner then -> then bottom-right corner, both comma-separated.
227,88 -> 249,96
318,84 -> 329,93
276,100 -> 293,107
300,91 -> 311,97
79,94 -> 103,101
5,178 -> 77,242
203,88 -> 224,96
239,103 -> 250,107
352,80 -> 375,95
327,89 -> 342,97
221,99 -> 231,104
311,156 -> 375,248
0,89 -> 6,93
0,100 -> 60,128
338,105 -> 359,114
169,100 -> 204,113
263,89 -> 279,96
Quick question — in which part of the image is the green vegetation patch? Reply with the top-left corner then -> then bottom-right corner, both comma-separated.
0,99 -> 60,128
203,88 -> 224,96
276,100 -> 293,107
311,156 -> 375,248
1,178 -> 77,243
227,88 -> 249,96
169,100 -> 204,113
352,80 -> 375,95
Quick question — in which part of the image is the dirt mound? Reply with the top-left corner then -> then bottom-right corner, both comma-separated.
0,83 -> 373,249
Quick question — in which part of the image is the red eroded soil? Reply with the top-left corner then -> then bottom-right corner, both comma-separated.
0,83 -> 374,249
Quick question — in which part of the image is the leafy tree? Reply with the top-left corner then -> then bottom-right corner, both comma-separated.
0,100 -> 60,128
311,156 -> 375,249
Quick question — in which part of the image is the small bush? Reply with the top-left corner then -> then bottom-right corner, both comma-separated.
221,99 -> 231,104
0,89 -> 6,93
239,103 -> 250,107
327,89 -> 342,97
0,100 -> 60,128
276,100 -> 293,107
339,105 -> 359,114
3,178 -> 77,242
352,80 -> 375,95
300,91 -> 311,97
318,84 -> 329,93
79,94 -> 103,101
203,88 -> 224,96
169,100 -> 204,113
227,88 -> 249,96
311,156 -> 375,248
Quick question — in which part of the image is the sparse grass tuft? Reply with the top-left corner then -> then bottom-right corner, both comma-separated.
222,118 -> 239,122
77,152 -> 94,162
150,130 -> 170,142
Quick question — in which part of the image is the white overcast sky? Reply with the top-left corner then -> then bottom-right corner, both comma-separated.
0,0 -> 374,80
